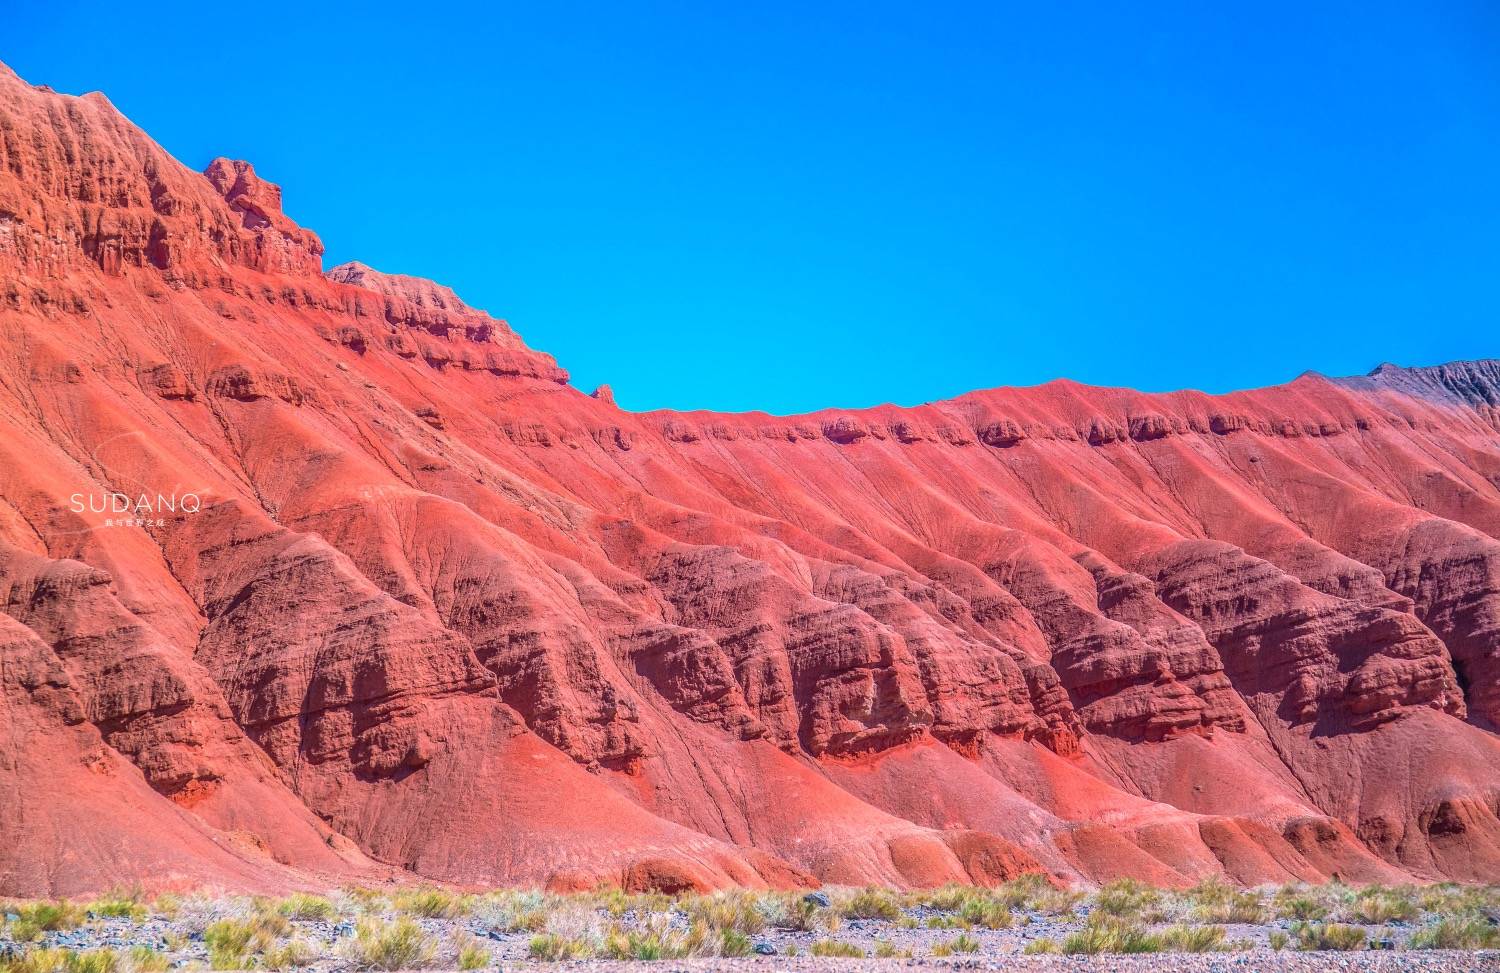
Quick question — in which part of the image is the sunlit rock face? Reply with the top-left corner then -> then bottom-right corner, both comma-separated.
2,60 -> 1499,896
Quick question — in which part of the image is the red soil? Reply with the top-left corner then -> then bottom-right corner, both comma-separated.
2,61 -> 1498,895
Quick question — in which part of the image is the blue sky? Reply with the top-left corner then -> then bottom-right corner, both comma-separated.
7,1 -> 1498,413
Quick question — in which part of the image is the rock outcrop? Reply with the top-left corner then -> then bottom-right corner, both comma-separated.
2,61 -> 1499,895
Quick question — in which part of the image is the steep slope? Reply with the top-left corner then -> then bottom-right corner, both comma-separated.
1,61 -> 1498,895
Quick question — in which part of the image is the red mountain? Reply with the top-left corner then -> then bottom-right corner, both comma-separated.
2,62 -> 1498,896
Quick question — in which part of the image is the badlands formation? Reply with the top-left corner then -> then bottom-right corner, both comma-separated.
1,61 -> 1498,897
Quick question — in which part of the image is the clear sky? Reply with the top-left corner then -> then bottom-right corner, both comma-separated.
6,1 -> 1498,413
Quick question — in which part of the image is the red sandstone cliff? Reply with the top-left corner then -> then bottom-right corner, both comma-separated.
2,62 -> 1499,896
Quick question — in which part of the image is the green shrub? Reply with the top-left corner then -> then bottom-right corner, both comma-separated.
1268,930 -> 1289,951
1022,938 -> 1060,955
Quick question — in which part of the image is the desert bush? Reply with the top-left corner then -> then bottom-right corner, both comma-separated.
527,934 -> 590,961
1410,916 -> 1500,950
1160,923 -> 1227,952
683,891 -> 767,934
1033,887 -> 1085,917
930,933 -> 981,956
838,887 -> 902,920
918,885 -> 975,911
1275,894 -> 1329,920
1268,930 -> 1289,950
203,917 -> 271,969
872,939 -> 911,958
450,934 -> 490,971
1022,938 -> 1060,954
262,938 -> 319,971
599,918 -> 713,961
1192,891 -> 1264,924
1092,879 -> 1163,921
994,873 -> 1053,910
718,929 -> 753,958
122,947 -> 169,973
959,897 -> 1012,929
62,952 -> 117,973
471,891 -> 549,934
808,939 -> 865,958
1291,921 -> 1367,951
1351,890 -> 1418,925
1063,916 -> 1161,955
85,891 -> 145,923
771,895 -> 838,933
7,903 -> 84,941
275,894 -> 336,922
341,917 -> 437,971
393,889 -> 467,920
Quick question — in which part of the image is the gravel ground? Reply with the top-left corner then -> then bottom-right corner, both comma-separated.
488,955 -> 1500,971
8,885 -> 1500,972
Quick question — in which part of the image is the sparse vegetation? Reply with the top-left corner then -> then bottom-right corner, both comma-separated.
3,878 -> 1499,966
